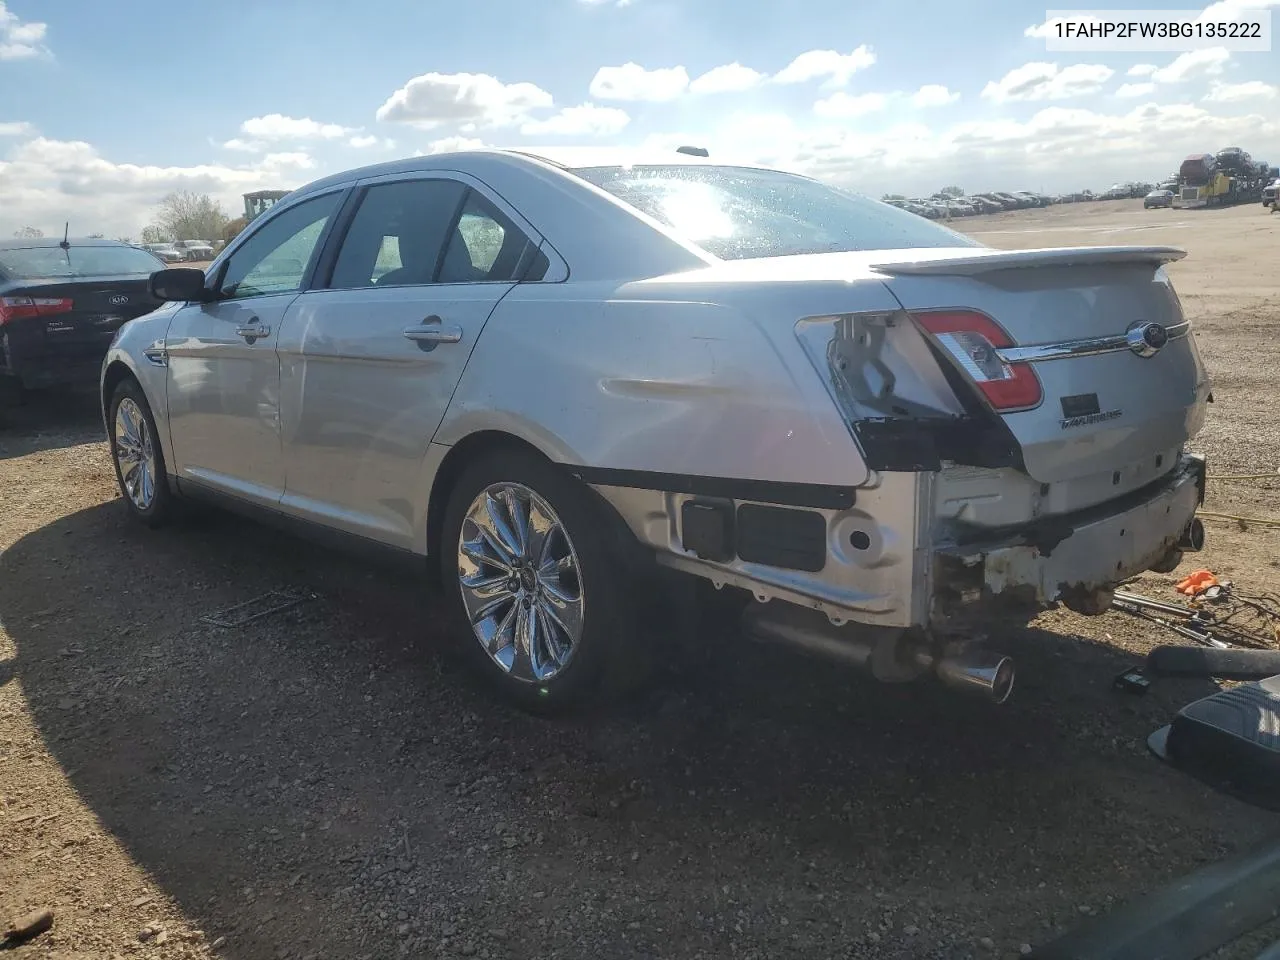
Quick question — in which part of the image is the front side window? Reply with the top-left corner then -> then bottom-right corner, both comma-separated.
329,178 -> 467,290
219,192 -> 342,299
571,164 -> 981,260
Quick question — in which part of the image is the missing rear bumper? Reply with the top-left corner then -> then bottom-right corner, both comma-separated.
933,454 -> 1204,622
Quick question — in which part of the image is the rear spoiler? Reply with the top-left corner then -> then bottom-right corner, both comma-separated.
869,246 -> 1187,277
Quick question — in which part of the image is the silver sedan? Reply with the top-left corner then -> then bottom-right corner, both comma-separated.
101,149 -> 1211,711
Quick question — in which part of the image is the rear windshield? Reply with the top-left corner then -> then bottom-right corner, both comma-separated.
0,245 -> 163,280
570,164 -> 980,260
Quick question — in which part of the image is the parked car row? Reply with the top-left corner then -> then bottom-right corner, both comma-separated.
885,190 -> 1058,220
138,240 -> 216,263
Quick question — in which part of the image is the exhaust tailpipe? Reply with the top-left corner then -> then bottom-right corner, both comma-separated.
1179,517 -> 1205,552
934,650 -> 1016,705
743,604 -> 1015,704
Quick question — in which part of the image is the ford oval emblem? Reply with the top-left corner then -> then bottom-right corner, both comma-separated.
109,294 -> 130,306
1126,321 -> 1168,358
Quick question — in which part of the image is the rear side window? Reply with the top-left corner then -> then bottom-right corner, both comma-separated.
329,178 -> 466,289
0,245 -> 163,279
329,179 -> 537,288
572,164 -> 980,260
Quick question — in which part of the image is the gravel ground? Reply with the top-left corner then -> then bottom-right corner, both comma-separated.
1,199 -> 1278,960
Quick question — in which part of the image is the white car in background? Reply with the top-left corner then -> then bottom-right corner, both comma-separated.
100,149 -> 1211,712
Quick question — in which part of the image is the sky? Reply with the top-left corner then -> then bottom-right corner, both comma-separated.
1,0 -> 1278,237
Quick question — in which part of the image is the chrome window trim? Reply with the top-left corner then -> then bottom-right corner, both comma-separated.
997,320 -> 1190,364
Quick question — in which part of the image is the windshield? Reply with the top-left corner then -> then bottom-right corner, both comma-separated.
570,164 -> 980,260
0,245 -> 163,280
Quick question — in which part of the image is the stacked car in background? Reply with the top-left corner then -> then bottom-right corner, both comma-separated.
1173,147 -> 1276,209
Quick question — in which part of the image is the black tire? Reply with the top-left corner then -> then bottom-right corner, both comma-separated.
107,377 -> 176,528
439,448 -> 647,714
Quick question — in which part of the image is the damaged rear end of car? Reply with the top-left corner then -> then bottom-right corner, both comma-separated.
792,244 -> 1210,636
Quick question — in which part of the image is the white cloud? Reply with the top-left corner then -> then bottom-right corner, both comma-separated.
1024,14 -> 1106,38
0,120 -> 32,136
422,136 -> 489,155
240,114 -> 352,140
773,46 -> 876,88
1150,47 -> 1231,83
689,63 -> 766,94
1116,82 -> 1157,97
0,137 -> 314,238
589,63 -> 690,101
912,84 -> 959,107
520,103 -> 630,136
646,99 -> 1280,199
377,72 -> 553,128
222,138 -> 263,152
262,152 -> 314,170
1128,63 -> 1157,77
813,92 -> 888,118
348,134 -> 379,148
1204,80 -> 1279,101
578,0 -> 633,7
981,62 -> 1114,102
0,1 -> 49,59
1197,0 -> 1280,21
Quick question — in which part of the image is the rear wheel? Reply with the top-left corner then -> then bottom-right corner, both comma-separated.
108,378 -> 175,527
440,450 -> 645,713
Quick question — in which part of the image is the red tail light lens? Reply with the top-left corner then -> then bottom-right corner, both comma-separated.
0,296 -> 74,325
913,310 -> 1042,411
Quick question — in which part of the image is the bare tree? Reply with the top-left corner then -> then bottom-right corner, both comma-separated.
938,185 -> 966,198
12,225 -> 43,239
150,191 -> 230,242
140,224 -> 171,244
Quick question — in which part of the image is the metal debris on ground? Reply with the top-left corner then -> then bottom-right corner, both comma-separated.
1111,575 -> 1280,651
199,591 -> 317,629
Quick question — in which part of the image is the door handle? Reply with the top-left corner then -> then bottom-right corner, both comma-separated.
402,316 -> 462,345
236,320 -> 271,341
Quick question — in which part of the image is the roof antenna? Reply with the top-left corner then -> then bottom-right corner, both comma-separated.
59,222 -> 70,250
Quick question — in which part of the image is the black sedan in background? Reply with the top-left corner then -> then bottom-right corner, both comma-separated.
0,238 -> 164,408
1144,189 -> 1175,209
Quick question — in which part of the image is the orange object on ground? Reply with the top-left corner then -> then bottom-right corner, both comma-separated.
1175,569 -> 1219,596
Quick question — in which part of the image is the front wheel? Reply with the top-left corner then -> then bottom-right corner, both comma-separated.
108,378 -> 175,527
439,450 -> 646,713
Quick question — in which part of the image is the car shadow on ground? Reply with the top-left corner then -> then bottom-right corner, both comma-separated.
2,500 -> 1265,959
0,389 -> 104,460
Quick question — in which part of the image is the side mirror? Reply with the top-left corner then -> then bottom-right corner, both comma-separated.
150,267 -> 212,303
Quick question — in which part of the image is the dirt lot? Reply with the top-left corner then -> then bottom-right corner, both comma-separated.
2,199 -> 1278,960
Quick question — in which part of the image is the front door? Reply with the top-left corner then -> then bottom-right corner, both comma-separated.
276,176 -> 539,549
165,191 -> 343,507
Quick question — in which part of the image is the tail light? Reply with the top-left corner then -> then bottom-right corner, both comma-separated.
913,310 -> 1042,411
0,296 -> 74,326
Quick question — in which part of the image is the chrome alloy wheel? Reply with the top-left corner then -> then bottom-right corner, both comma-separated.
113,397 -> 157,511
457,482 -> 585,683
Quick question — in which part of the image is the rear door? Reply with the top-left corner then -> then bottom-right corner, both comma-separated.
164,190 -> 345,507
275,173 -> 543,549
872,247 -> 1210,486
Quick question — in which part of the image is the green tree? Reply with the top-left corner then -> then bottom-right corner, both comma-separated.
150,191 -> 230,242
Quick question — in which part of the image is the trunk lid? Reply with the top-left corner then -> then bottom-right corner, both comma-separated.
3,276 -> 160,358
869,246 -> 1210,484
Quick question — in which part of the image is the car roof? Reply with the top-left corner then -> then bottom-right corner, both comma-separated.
0,237 -> 133,250
288,147 -> 798,201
